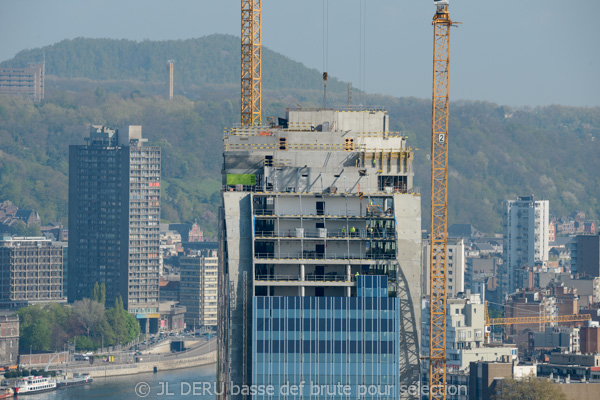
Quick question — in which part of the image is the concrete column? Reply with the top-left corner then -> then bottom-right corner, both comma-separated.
347,264 -> 352,297
300,264 -> 306,297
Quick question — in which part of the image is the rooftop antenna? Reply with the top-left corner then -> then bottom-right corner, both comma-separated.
348,82 -> 353,108
322,0 -> 329,110
167,60 -> 175,100
323,72 -> 328,109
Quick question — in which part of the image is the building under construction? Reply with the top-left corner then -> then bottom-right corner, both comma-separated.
218,109 -> 422,399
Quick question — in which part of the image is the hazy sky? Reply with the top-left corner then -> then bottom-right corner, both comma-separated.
1,0 -> 597,107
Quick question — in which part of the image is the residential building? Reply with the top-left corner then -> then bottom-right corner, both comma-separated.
469,360 -> 536,400
0,63 -> 44,102
422,292 -> 516,373
0,311 -> 19,365
580,323 -> 600,353
68,125 -> 160,332
55,241 -> 68,299
501,196 -> 549,295
530,326 -> 580,353
0,201 -> 41,234
423,237 -> 465,297
505,289 -> 557,336
0,236 -> 65,308
571,234 -> 600,277
159,278 -> 180,302
218,109 -> 422,399
179,249 -> 218,328
549,284 -> 579,318
158,301 -> 185,332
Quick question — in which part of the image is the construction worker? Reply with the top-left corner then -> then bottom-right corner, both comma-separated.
350,226 -> 356,237
341,226 -> 346,236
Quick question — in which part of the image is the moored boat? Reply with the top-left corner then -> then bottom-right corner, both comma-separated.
56,373 -> 93,388
14,376 -> 56,395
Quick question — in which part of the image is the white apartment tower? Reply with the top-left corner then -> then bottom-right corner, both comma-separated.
422,238 -> 465,298
502,195 -> 549,295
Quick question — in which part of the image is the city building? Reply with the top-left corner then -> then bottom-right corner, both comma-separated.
0,63 -> 44,102
0,201 -> 41,234
159,278 -> 180,303
501,195 -> 549,295
218,109 -> 422,399
253,276 -> 402,398
423,237 -> 465,297
0,311 -> 19,365
55,241 -> 68,299
549,219 -> 556,242
468,360 -> 536,400
179,249 -> 218,328
422,292 -> 516,373
0,236 -> 65,308
168,222 -> 204,243
530,326 -> 580,354
158,301 -> 185,332
571,234 -> 600,277
68,125 -> 160,332
505,289 -> 557,336
580,323 -> 600,353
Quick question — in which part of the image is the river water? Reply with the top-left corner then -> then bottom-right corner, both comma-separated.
26,365 -> 217,400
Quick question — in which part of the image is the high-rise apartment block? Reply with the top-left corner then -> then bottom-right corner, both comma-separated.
422,292 -> 516,373
218,109 -> 422,399
0,63 -> 44,102
69,125 -> 160,331
501,196 -> 549,295
0,236 -> 65,308
571,234 -> 600,277
422,237 -> 465,297
179,249 -> 218,328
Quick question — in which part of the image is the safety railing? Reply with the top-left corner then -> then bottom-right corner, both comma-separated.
254,230 -> 395,240
253,252 -> 397,261
254,274 -> 354,283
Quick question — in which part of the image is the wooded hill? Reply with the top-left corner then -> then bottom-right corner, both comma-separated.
1,35 -> 598,236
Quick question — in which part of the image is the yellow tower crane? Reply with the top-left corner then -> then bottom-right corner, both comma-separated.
429,1 -> 458,399
484,301 -> 592,341
241,0 -> 262,126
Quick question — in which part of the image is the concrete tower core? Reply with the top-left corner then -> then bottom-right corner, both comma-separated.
218,108 -> 422,399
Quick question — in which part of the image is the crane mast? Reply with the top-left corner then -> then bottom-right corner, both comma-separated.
429,1 -> 456,399
241,0 -> 262,126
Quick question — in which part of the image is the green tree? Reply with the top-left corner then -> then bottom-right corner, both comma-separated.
106,296 -> 139,344
18,305 -> 51,352
72,298 -> 105,337
492,377 -> 566,400
100,283 -> 106,305
91,282 -> 100,302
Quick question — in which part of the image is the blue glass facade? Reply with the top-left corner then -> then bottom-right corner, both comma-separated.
252,276 -> 400,399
